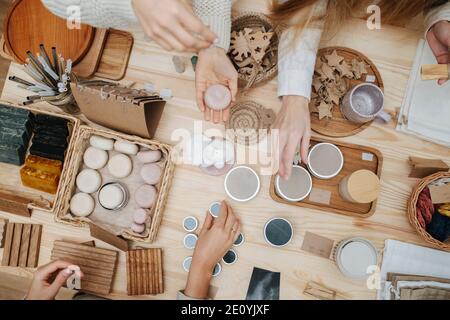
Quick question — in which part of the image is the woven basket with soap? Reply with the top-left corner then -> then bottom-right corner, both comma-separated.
57,126 -> 175,244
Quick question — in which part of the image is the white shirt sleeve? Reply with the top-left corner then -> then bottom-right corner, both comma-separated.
424,2 -> 450,36
277,0 -> 328,100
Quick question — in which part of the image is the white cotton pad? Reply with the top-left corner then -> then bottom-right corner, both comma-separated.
98,184 -> 125,210
131,222 -> 145,234
107,154 -> 133,178
140,163 -> 162,185
76,169 -> 102,194
135,184 -> 156,208
133,208 -> 149,224
83,147 -> 108,170
70,193 -> 95,217
136,150 -> 162,163
89,135 -> 114,151
114,140 -> 138,155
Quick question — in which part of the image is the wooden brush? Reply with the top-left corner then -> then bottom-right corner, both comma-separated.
421,64 -> 449,80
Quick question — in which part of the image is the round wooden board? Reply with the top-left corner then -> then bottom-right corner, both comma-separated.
4,0 -> 95,65
310,47 -> 384,138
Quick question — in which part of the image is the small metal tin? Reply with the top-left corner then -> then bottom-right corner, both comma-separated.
233,233 -> 245,247
334,237 -> 378,280
224,166 -> 260,202
183,233 -> 198,250
183,216 -> 198,232
341,83 -> 385,124
182,256 -> 192,273
97,182 -> 129,211
209,201 -> 221,218
222,249 -> 238,265
264,218 -> 293,248
212,263 -> 222,277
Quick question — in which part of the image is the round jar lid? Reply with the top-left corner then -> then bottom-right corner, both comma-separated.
335,238 -> 378,279
264,218 -> 293,247
183,216 -> 199,232
222,249 -> 238,265
276,166 -> 312,202
308,143 -> 344,179
224,166 -> 260,202
346,170 -> 380,203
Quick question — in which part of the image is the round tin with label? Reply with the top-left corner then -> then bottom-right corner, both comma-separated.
212,263 -> 222,277
183,233 -> 198,250
182,256 -> 192,272
209,201 -> 221,218
183,216 -> 198,232
222,249 -> 238,265
335,238 -> 378,280
224,166 -> 260,202
307,143 -> 344,180
233,233 -> 245,247
264,218 -> 293,247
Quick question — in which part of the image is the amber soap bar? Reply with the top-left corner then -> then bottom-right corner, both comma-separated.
25,155 -> 62,175
20,166 -> 60,194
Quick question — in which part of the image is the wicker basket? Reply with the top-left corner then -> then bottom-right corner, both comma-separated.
0,101 -> 80,214
407,171 -> 450,251
229,12 -> 281,90
56,125 -> 175,243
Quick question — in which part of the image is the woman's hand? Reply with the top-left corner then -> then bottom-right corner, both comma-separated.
132,0 -> 216,53
427,20 -> 450,85
195,47 -> 238,123
184,201 -> 240,299
272,96 -> 311,180
26,260 -> 83,300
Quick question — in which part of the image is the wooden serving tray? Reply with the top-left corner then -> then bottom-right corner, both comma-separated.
270,138 -> 383,218
4,0 -> 95,65
310,47 -> 384,138
0,103 -> 80,217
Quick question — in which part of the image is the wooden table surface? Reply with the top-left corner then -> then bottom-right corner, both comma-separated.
1,1 -> 449,300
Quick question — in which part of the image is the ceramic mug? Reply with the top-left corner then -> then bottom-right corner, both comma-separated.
341,83 -> 389,124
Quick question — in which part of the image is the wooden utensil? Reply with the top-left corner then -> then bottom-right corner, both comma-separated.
73,29 -> 108,79
421,64 -> 449,80
4,0 -> 95,65
95,29 -> 133,80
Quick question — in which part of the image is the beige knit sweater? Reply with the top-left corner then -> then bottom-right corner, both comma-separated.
42,0 -> 231,51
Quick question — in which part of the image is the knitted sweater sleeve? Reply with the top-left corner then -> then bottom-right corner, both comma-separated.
424,1 -> 450,35
192,0 -> 232,51
41,0 -> 138,29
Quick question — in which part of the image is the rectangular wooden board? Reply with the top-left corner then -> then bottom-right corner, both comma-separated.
72,28 -> 108,78
126,248 -> 163,296
1,222 -> 42,267
95,29 -> 133,81
51,240 -> 118,295
269,137 -> 383,218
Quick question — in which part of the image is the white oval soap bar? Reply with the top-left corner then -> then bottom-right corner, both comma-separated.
136,150 -> 162,163
76,169 -> 102,194
131,222 -> 145,234
135,184 -> 156,208
90,135 -> 114,150
133,208 -> 150,224
140,163 -> 162,185
83,147 -> 108,170
108,154 -> 133,178
98,184 -> 124,210
70,193 -> 95,217
204,84 -> 232,110
114,140 -> 138,155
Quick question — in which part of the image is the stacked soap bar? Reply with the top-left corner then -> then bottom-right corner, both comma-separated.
20,114 -> 69,195
0,104 -> 34,165
29,114 -> 69,162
